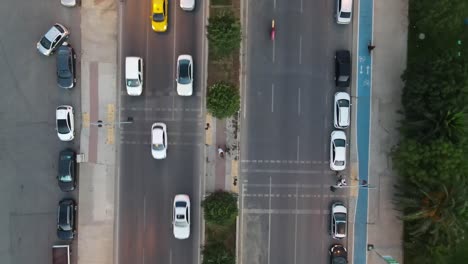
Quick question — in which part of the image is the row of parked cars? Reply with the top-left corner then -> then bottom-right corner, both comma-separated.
36,3 -> 79,244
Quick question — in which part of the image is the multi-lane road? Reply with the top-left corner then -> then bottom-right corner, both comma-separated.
239,0 -> 353,263
117,1 -> 205,264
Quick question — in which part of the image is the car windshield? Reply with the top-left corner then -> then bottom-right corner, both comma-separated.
57,119 -> 70,134
337,222 -> 346,234
335,212 -> 346,221
40,37 -> 52,49
338,99 -> 349,107
334,139 -> 346,147
153,13 -> 164,22
127,79 -> 140,87
341,12 -> 351,18
153,143 -> 164,151
178,61 -> 191,84
332,256 -> 347,264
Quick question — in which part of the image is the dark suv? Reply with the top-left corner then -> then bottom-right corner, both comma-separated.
56,43 -> 76,89
334,50 -> 351,87
57,149 -> 76,192
330,244 -> 348,264
57,199 -> 76,240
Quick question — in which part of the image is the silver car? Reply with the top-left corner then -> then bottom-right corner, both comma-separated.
37,23 -> 69,56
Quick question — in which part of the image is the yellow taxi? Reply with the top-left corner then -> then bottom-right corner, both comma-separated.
152,0 -> 168,32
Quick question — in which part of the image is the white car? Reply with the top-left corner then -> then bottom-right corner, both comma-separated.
151,123 -> 167,159
176,55 -> 193,96
173,194 -> 190,239
330,131 -> 346,171
180,0 -> 195,11
37,23 -> 70,56
125,57 -> 143,96
61,0 -> 76,7
331,202 -> 347,239
56,105 -> 75,141
336,0 -> 353,24
334,92 -> 350,129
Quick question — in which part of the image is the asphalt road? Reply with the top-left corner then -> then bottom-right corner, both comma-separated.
0,0 -> 81,263
240,0 -> 352,263
117,1 -> 205,264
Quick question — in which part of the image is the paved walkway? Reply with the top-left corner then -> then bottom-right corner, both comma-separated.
77,0 -> 118,263
353,0 -> 407,263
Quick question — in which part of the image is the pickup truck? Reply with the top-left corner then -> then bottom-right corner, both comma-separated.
52,245 -> 70,264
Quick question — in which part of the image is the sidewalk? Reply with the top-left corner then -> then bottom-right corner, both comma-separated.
77,0 -> 118,264
366,0 -> 407,263
204,113 -> 239,194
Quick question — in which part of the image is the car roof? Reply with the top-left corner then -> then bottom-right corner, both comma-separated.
45,26 -> 61,41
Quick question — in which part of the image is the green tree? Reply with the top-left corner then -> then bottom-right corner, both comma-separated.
401,53 -> 468,117
207,82 -> 240,119
400,109 -> 467,143
202,242 -> 235,264
392,139 -> 467,184
395,179 -> 468,262
202,191 -> 238,226
207,11 -> 241,58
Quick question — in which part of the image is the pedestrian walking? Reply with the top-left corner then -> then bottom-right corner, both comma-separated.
205,123 -> 210,130
368,43 -> 376,53
218,146 -> 224,158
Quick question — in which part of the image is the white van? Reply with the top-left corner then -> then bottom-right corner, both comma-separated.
336,0 -> 352,24
125,57 -> 143,96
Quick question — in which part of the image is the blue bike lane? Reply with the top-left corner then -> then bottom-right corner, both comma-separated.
354,0 -> 373,263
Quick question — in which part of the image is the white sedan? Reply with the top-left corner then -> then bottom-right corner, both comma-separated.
330,130 -> 346,171
173,194 -> 190,239
176,55 -> 193,96
151,123 -> 167,159
334,92 -> 350,129
61,0 -> 76,7
180,0 -> 195,11
56,105 -> 75,141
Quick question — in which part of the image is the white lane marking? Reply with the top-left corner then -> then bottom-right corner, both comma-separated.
241,169 -> 334,175
299,36 -> 302,64
169,248 -> 173,264
172,96 -> 175,120
296,136 -> 300,161
271,84 -> 274,112
143,195 -> 147,231
268,176 -> 272,264
297,87 -> 301,115
300,0 -> 303,13
244,183 -> 322,188
294,184 -> 298,264
272,40 -> 276,63
143,246 -> 145,264
240,177 -> 246,264
274,0 -> 276,9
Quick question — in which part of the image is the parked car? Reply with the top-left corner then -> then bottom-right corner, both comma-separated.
125,57 -> 143,96
334,92 -> 350,129
336,0 -> 353,24
151,0 -> 168,32
61,0 -> 76,7
180,0 -> 195,11
57,199 -> 76,240
330,130 -> 346,171
37,23 -> 69,56
56,105 -> 75,141
151,123 -> 167,159
173,194 -> 190,239
334,50 -> 351,87
331,202 -> 347,239
56,43 -> 76,89
176,55 -> 193,96
57,149 -> 77,192
330,244 -> 348,264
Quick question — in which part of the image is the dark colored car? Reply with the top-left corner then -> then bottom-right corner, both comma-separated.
56,43 -> 76,89
57,149 -> 76,192
57,199 -> 77,240
334,50 -> 351,87
330,244 -> 348,264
